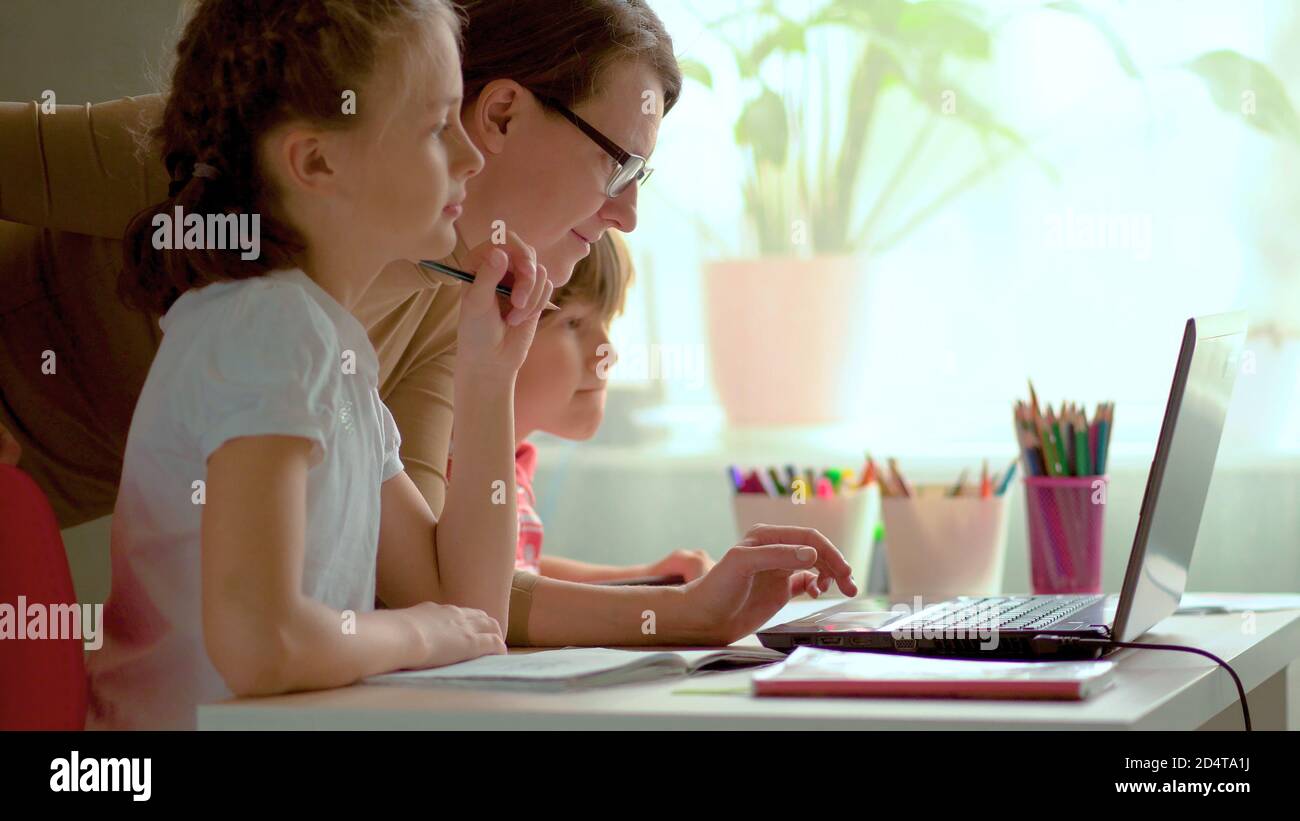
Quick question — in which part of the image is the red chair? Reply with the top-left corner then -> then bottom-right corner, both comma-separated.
0,464 -> 87,729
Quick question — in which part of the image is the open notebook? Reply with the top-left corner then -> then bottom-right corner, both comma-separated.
364,647 -> 786,692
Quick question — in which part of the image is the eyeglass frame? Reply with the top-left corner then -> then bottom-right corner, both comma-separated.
530,91 -> 654,198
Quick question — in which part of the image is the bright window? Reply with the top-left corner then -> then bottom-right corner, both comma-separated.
599,0 -> 1300,458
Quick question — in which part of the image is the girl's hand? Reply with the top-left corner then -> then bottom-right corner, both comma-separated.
455,233 -> 554,383
646,549 -> 714,583
677,525 -> 858,645
401,600 -> 506,670
0,421 -> 21,466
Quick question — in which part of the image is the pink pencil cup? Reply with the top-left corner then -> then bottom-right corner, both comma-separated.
1023,476 -> 1107,594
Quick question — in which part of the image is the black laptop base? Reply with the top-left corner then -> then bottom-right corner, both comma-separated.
757,596 -> 1113,660
757,625 -> 1110,660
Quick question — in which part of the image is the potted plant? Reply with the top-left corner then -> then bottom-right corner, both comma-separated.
684,0 -> 1068,426
682,0 -> 1297,428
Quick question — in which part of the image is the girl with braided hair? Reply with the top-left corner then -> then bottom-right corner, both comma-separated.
87,0 -> 554,729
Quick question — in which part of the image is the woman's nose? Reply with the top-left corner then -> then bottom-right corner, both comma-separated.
598,182 -> 638,233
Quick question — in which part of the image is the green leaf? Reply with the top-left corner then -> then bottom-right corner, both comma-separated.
1045,1 -> 1140,78
734,88 -> 789,167
678,58 -> 713,90
918,81 -> 1026,146
739,17 -> 807,78
1184,50 -> 1300,144
895,0 -> 992,61
805,0 -> 992,66
809,0 -> 906,33
902,76 -> 1059,182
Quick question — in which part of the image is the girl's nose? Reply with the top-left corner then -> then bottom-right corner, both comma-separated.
593,336 -> 617,370
454,119 -> 485,179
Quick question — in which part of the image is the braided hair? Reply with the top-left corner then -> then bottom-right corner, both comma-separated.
121,0 -> 461,315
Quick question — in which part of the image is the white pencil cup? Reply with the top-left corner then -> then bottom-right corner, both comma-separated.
881,488 -> 1010,605
731,483 -> 881,582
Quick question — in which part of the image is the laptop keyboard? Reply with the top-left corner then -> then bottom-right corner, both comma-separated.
906,595 -> 1104,631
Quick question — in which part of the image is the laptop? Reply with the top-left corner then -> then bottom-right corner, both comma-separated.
758,312 -> 1247,660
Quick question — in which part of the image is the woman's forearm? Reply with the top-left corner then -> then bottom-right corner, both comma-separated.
432,375 -> 519,628
522,577 -> 702,646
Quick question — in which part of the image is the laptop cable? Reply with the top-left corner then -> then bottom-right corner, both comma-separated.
1029,635 -> 1251,730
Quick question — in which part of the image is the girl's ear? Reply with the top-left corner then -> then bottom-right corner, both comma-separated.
272,126 -> 338,195
466,80 -> 522,156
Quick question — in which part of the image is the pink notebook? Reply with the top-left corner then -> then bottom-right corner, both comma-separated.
752,647 -> 1115,701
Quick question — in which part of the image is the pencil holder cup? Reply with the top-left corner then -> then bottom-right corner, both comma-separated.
1023,476 -> 1107,595
880,489 -> 1010,604
730,483 -> 881,583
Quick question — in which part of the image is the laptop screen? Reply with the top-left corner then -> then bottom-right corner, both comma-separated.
1113,313 -> 1246,642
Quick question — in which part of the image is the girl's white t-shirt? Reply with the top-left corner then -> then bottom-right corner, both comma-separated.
86,268 -> 404,730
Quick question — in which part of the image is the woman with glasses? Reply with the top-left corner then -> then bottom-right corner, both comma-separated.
0,0 -> 855,654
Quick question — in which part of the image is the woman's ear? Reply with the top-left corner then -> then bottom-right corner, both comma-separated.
465,80 -> 522,156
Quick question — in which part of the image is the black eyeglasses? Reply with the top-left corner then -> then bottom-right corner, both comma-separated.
532,92 -> 653,198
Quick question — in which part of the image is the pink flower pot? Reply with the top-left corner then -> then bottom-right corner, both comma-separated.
705,256 -> 870,427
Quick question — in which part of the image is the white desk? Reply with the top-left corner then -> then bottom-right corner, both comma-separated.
199,597 -> 1300,731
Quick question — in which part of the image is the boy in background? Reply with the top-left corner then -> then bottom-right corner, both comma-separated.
509,231 -> 713,583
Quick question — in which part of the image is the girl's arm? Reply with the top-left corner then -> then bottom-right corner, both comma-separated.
202,434 -> 503,698
538,555 -> 643,583
375,374 -> 519,628
374,236 -> 553,630
540,549 -> 716,584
